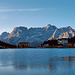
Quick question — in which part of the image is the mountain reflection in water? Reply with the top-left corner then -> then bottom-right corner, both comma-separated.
0,49 -> 75,75
13,56 -> 75,73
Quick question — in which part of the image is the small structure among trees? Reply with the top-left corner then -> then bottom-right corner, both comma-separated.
42,36 -> 75,48
18,42 -> 29,48
58,38 -> 68,46
42,40 -> 58,47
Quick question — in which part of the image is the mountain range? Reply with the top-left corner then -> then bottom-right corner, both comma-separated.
0,24 -> 75,47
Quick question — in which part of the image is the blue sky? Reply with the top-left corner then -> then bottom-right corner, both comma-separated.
0,0 -> 75,34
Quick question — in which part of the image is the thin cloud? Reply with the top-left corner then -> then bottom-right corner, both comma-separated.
0,9 -> 41,12
0,8 -> 56,12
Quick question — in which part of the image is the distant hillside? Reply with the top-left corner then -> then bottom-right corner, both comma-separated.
0,24 -> 75,47
0,41 -> 17,48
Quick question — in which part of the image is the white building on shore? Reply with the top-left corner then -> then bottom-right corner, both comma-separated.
58,38 -> 68,46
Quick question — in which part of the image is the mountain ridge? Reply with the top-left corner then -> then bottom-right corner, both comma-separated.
0,24 -> 75,47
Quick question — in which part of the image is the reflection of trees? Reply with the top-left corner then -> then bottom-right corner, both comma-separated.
13,64 -> 47,70
64,56 -> 75,61
47,63 -> 57,72
12,56 -> 75,72
14,65 -> 28,70
29,64 -> 47,69
48,56 -> 75,71
50,56 -> 75,61
47,62 -> 72,72
12,50 -> 48,71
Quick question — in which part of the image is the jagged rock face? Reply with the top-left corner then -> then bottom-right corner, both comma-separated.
48,26 -> 74,40
3,27 -> 28,45
2,25 -> 57,46
0,32 -> 9,40
1,24 -> 75,47
57,30 -> 75,39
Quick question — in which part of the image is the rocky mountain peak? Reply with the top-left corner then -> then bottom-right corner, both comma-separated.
0,32 -> 9,40
46,24 -> 51,28
13,26 -> 27,31
0,32 -> 9,35
65,26 -> 72,29
46,24 -> 57,30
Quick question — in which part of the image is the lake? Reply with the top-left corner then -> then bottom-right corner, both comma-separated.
0,48 -> 75,75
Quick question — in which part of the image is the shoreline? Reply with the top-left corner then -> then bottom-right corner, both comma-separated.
0,46 -> 75,49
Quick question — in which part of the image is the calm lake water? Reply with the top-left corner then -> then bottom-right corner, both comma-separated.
0,48 -> 75,75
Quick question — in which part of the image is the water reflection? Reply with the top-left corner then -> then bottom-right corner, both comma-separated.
12,56 -> 75,72
47,63 -> 57,72
0,49 -> 75,75
13,64 -> 48,70
50,56 -> 75,61
14,65 -> 28,70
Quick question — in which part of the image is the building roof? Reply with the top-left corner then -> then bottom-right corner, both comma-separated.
18,42 -> 29,44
